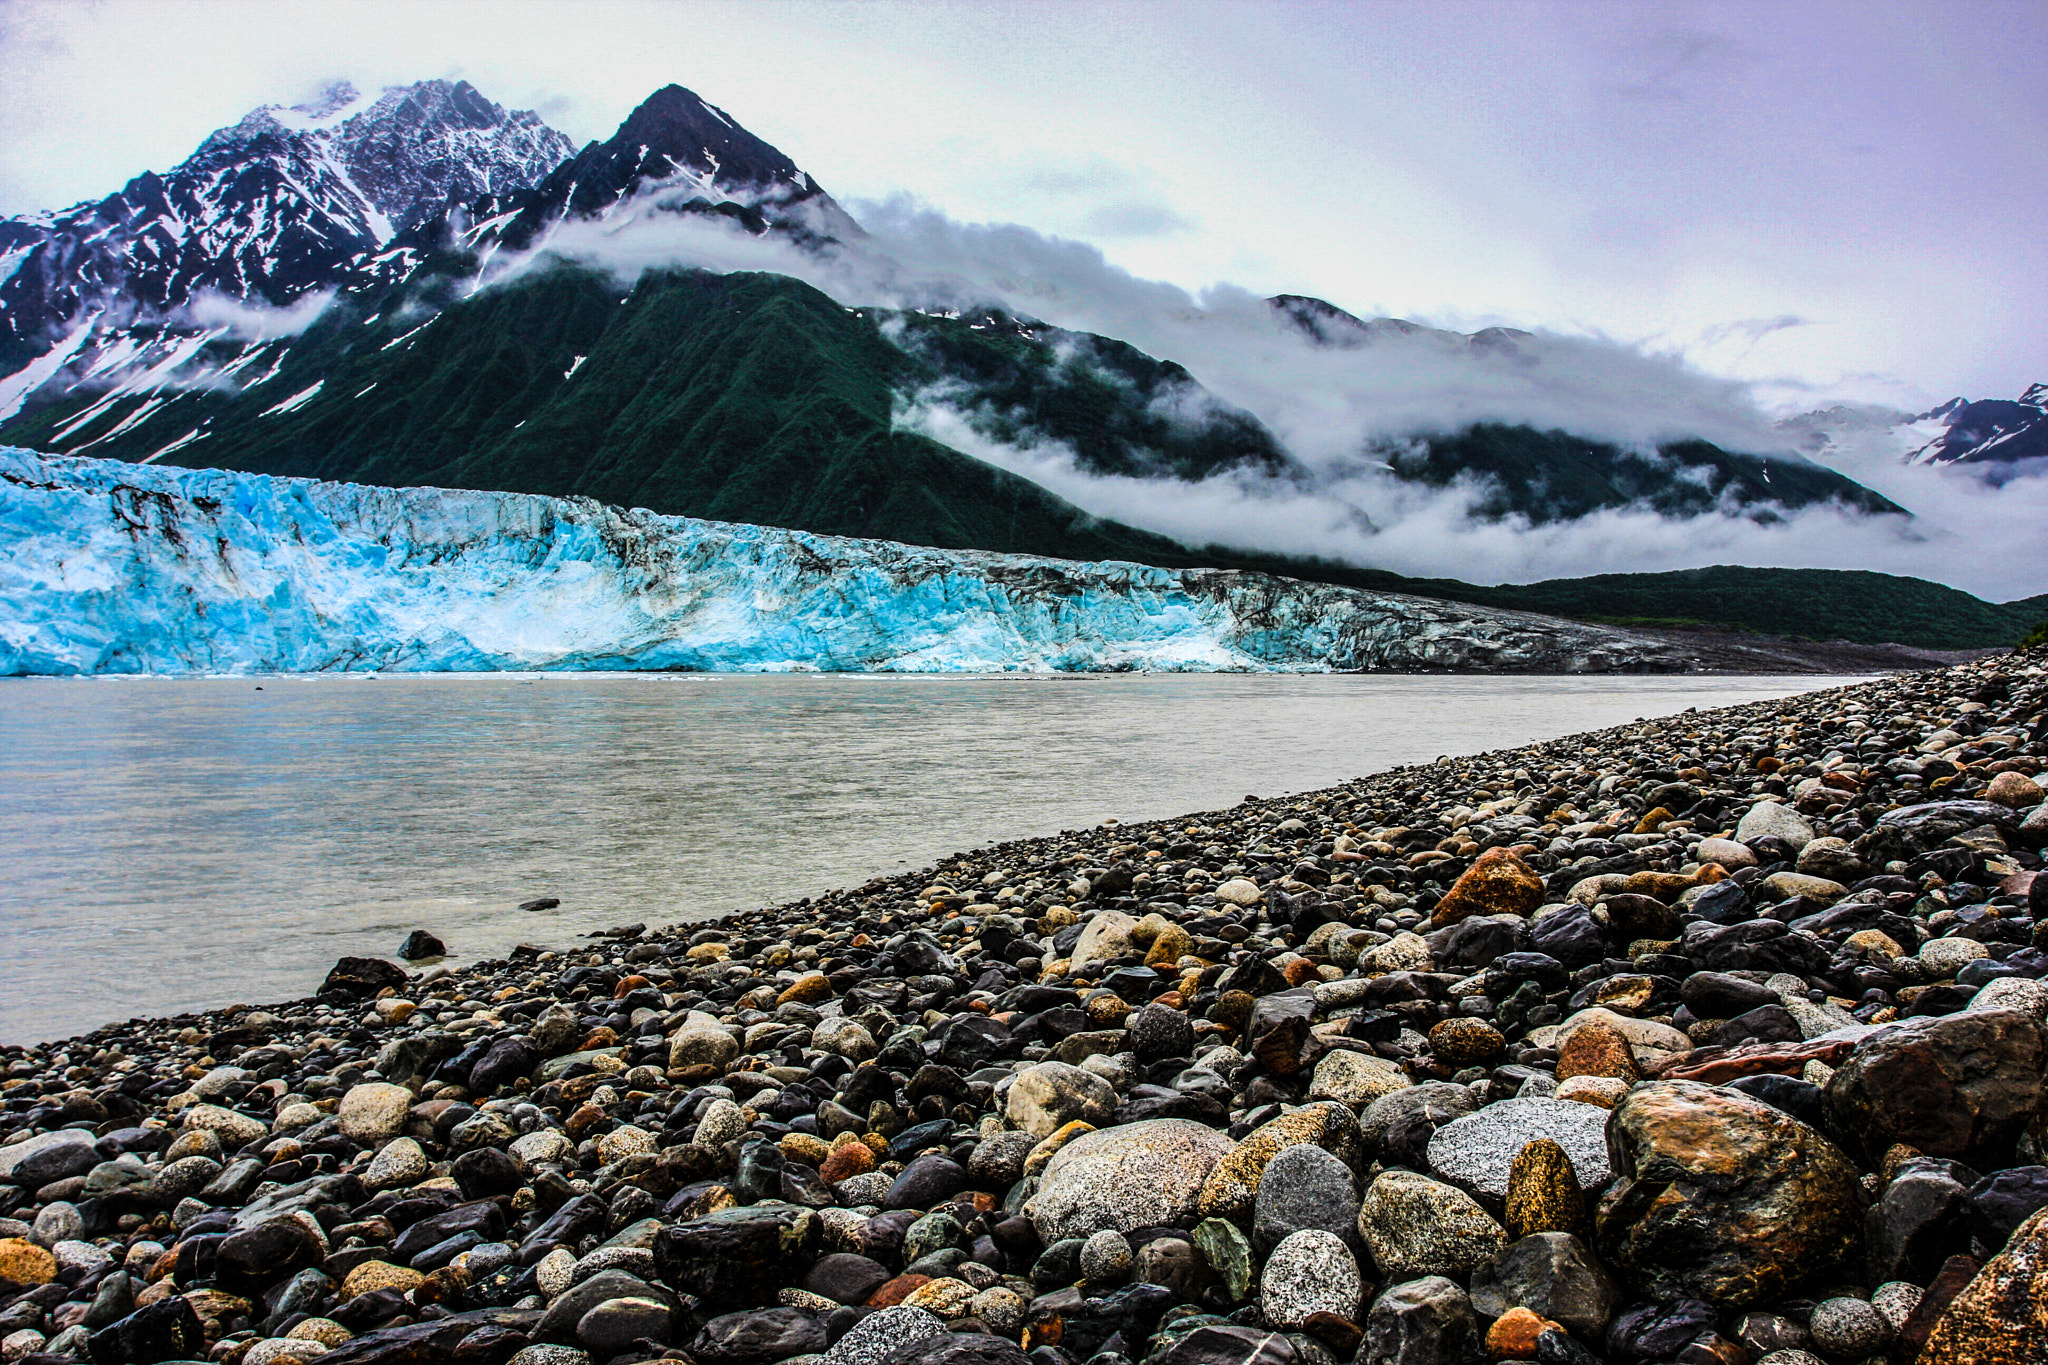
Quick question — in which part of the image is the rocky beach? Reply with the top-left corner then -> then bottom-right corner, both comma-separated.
3,654 -> 2047,1365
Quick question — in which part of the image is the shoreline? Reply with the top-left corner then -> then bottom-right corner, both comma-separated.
0,654 -> 2043,1365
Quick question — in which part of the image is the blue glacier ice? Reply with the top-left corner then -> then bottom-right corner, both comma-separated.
0,449 -> 1688,675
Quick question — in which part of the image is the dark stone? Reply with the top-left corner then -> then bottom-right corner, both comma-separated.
1967,1166 -> 2048,1260
653,1206 -> 819,1306
1721,1074 -> 1827,1133
801,1253 -> 890,1305
886,1154 -> 967,1210
1530,904 -> 1611,970
1251,1143 -> 1357,1254
1153,1324 -> 1297,1364
534,1269 -> 666,1343
732,1139 -> 785,1204
1601,893 -> 1683,942
397,930 -> 446,961
1681,919 -> 1830,976
390,1201 -> 504,1262
1866,1161 -> 1971,1283
216,1215 -> 325,1292
452,1146 -> 523,1200
1686,880 -> 1752,924
319,956 -> 408,999
686,1307 -> 826,1364
1712,1004 -> 1804,1048
315,1318 -> 471,1364
932,1016 -> 1011,1071
468,1037 -> 540,1096
1605,1297 -> 1718,1364
1824,1008 -> 2046,1166
1680,971 -> 1782,1019
1245,990 -> 1322,1075
1362,1276 -> 1477,1365
1128,1002 -> 1195,1061
877,1333 -> 1033,1365
1427,915 -> 1529,970
86,1298 -> 204,1365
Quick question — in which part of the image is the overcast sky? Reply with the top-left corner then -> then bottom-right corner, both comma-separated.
2,0 -> 2042,411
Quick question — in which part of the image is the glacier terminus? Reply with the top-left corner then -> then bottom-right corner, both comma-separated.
0,449 -> 1696,676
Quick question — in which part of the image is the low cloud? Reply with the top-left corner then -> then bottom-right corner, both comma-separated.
179,288 -> 336,340
505,192 -> 2048,604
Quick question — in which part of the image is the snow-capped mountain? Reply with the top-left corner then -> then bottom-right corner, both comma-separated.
0,447 -> 1695,675
485,83 -> 858,254
1783,383 -> 2048,480
0,80 -> 572,380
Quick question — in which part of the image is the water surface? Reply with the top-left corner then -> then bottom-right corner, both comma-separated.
0,672 -> 1867,1041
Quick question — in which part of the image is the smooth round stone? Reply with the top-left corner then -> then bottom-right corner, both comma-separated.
1920,937 -> 1991,978
242,1340 -> 329,1365
362,1137 -> 429,1191
1357,1170 -> 1506,1279
1253,1142 -> 1359,1253
334,1083 -> 412,1143
1308,1048 -> 1411,1106
1425,1098 -> 1611,1199
1027,1118 -> 1234,1240
1079,1229 -> 1132,1282
1261,1229 -> 1363,1329
535,1248 -> 578,1299
506,1347 -> 591,1365
971,1286 -> 1028,1337
692,1098 -> 747,1148
1808,1298 -> 1889,1358
577,1296 -> 671,1352
1871,1281 -> 1922,1331
1429,1018 -> 1505,1066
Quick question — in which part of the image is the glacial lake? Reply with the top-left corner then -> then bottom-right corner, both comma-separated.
0,672 -> 1870,1042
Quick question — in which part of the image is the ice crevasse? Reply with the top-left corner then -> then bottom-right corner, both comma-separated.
0,448 -> 1685,675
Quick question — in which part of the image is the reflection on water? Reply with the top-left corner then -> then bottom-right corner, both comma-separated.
0,671 -> 1866,1040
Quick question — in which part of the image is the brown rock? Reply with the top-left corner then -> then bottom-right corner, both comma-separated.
778,973 -> 833,1006
1897,1253 -> 1983,1361
1486,1306 -> 1561,1359
1596,1080 -> 1862,1304
1824,1008 -> 2045,1166
867,1273 -> 933,1307
1210,991 -> 1256,1031
340,1260 -> 426,1299
1921,1206 -> 2048,1364
1431,849 -> 1546,927
1631,807 -> 1676,836
1430,1018 -> 1506,1067
819,1143 -> 876,1184
0,1237 -> 55,1286
1554,1019 -> 1639,1082
1282,958 -> 1323,988
1588,975 -> 1655,1015
1652,1035 -> 1858,1084
1245,991 -> 1323,1075
1505,1139 -> 1588,1240
1985,771 -> 2045,809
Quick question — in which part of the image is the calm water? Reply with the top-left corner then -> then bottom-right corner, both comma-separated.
0,673 -> 1867,1042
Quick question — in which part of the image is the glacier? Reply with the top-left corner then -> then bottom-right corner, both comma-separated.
0,449 -> 1694,676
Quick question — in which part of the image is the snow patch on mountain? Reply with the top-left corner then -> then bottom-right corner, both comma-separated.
0,449 -> 1688,677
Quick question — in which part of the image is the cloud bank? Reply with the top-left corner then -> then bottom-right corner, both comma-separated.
495,196 -> 2048,603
